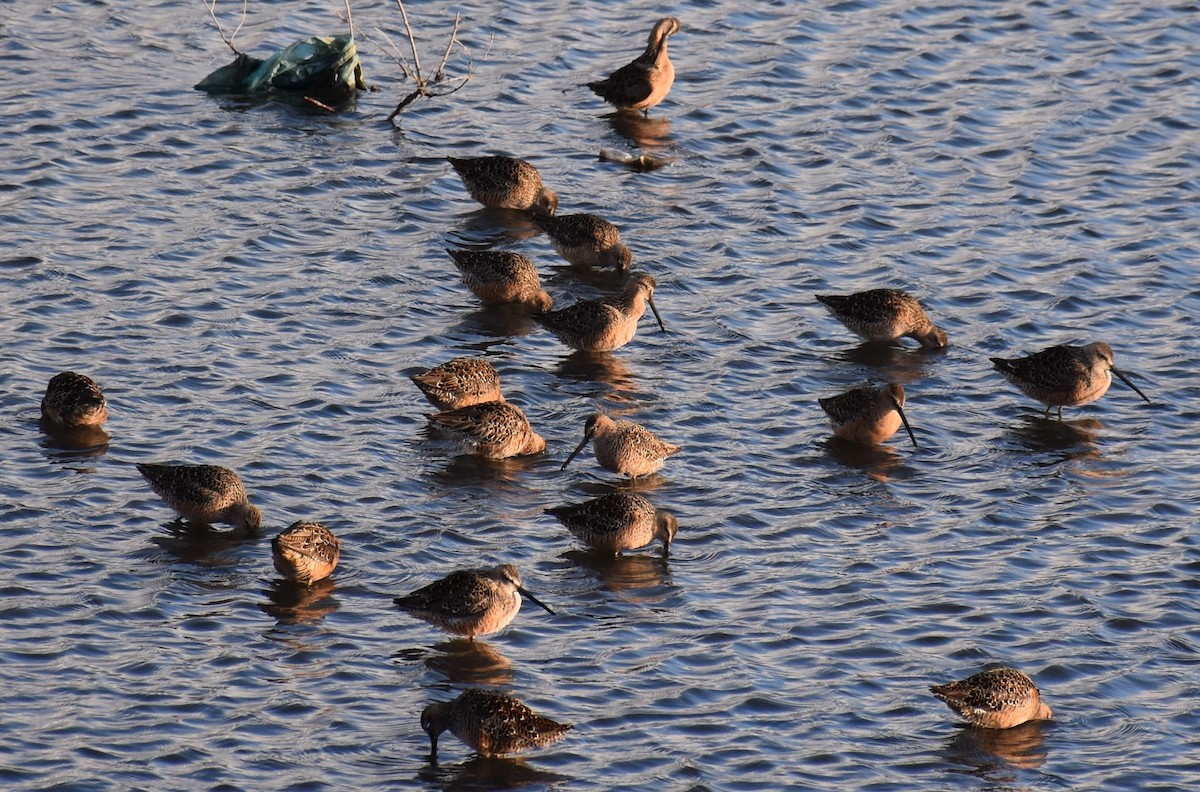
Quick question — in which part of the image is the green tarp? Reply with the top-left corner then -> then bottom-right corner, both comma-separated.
196,34 -> 364,102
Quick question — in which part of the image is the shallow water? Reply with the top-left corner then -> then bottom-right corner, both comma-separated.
3,0 -> 1200,789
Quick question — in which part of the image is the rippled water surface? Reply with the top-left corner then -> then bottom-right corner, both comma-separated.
4,0 -> 1200,789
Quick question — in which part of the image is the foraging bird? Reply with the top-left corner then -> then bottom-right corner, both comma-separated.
546,492 -> 677,556
535,272 -> 665,353
819,383 -> 918,448
272,521 -> 340,585
930,667 -> 1053,729
136,463 -> 262,531
393,563 -> 555,639
532,212 -> 632,271
446,249 -> 553,311
421,688 -> 573,758
410,357 -> 503,411
447,156 -> 558,216
427,400 -> 546,459
588,17 -> 682,113
41,371 -> 108,428
562,413 -> 681,480
991,342 -> 1150,418
816,289 -> 948,348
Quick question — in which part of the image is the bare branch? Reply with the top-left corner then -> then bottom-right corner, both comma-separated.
304,95 -> 337,113
433,13 -> 460,83
396,0 -> 424,83
374,26 -> 415,81
342,0 -> 355,40
387,88 -> 425,122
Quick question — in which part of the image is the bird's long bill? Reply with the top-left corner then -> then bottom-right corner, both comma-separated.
891,396 -> 919,449
560,429 -> 594,470
1112,367 -> 1151,403
647,294 -> 667,333
519,586 -> 556,615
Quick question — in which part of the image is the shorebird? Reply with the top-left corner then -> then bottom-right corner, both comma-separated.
447,156 -> 558,216
427,400 -> 546,459
272,521 -> 340,585
393,563 -> 555,640
136,463 -> 262,531
446,249 -> 553,311
816,289 -> 948,348
991,342 -> 1150,418
546,492 -> 677,556
819,383 -> 917,448
421,688 -> 573,758
533,212 -> 632,271
930,667 -> 1053,729
588,17 -> 681,114
41,371 -> 108,428
535,272 -> 665,353
562,413 -> 681,481
410,357 -> 503,411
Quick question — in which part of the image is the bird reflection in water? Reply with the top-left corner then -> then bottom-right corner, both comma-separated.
1009,414 -> 1102,461
260,577 -> 339,625
943,720 -> 1049,776
554,351 -> 639,403
450,304 -> 541,339
39,422 -> 111,461
824,438 -> 913,483
452,207 -> 544,245
422,638 -> 514,687
564,549 -> 670,601
606,111 -> 672,151
416,754 -> 571,790
147,518 -> 256,568
428,450 -> 545,488
834,340 -> 943,386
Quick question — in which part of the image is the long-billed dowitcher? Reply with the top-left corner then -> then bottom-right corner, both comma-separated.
991,342 -> 1150,418
41,371 -> 108,428
546,492 -> 677,556
562,413 -> 681,481
136,463 -> 262,531
272,521 -> 340,585
534,272 -> 665,353
588,17 -> 681,114
411,357 -> 503,411
447,249 -> 553,311
816,288 -> 948,348
447,156 -> 558,216
819,383 -> 917,448
421,688 -> 573,758
427,400 -> 546,459
532,212 -> 632,271
393,563 -> 555,640
930,667 -> 1053,729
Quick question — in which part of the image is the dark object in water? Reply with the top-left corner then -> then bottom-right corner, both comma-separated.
195,34 -> 364,103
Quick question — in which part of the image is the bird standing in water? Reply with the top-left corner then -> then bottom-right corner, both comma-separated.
588,18 -> 682,114
930,667 -> 1053,729
991,341 -> 1150,418
446,155 -> 558,216
421,688 -> 573,758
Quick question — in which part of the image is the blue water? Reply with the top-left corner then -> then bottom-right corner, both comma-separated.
2,0 -> 1199,789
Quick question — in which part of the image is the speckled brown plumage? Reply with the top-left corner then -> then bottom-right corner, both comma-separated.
421,688 -> 573,758
272,521 -> 340,585
930,667 -> 1053,729
546,492 -> 677,556
588,17 -> 681,113
816,289 -> 948,348
137,463 -> 262,531
427,400 -> 546,459
534,272 -> 665,353
393,563 -> 554,639
819,383 -> 917,448
562,413 -> 681,480
447,156 -> 558,215
41,371 -> 108,428
410,357 -> 503,411
532,212 -> 632,271
447,249 -> 552,310
991,342 -> 1150,418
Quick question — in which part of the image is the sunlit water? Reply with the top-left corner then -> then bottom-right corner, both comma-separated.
3,0 -> 1200,789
